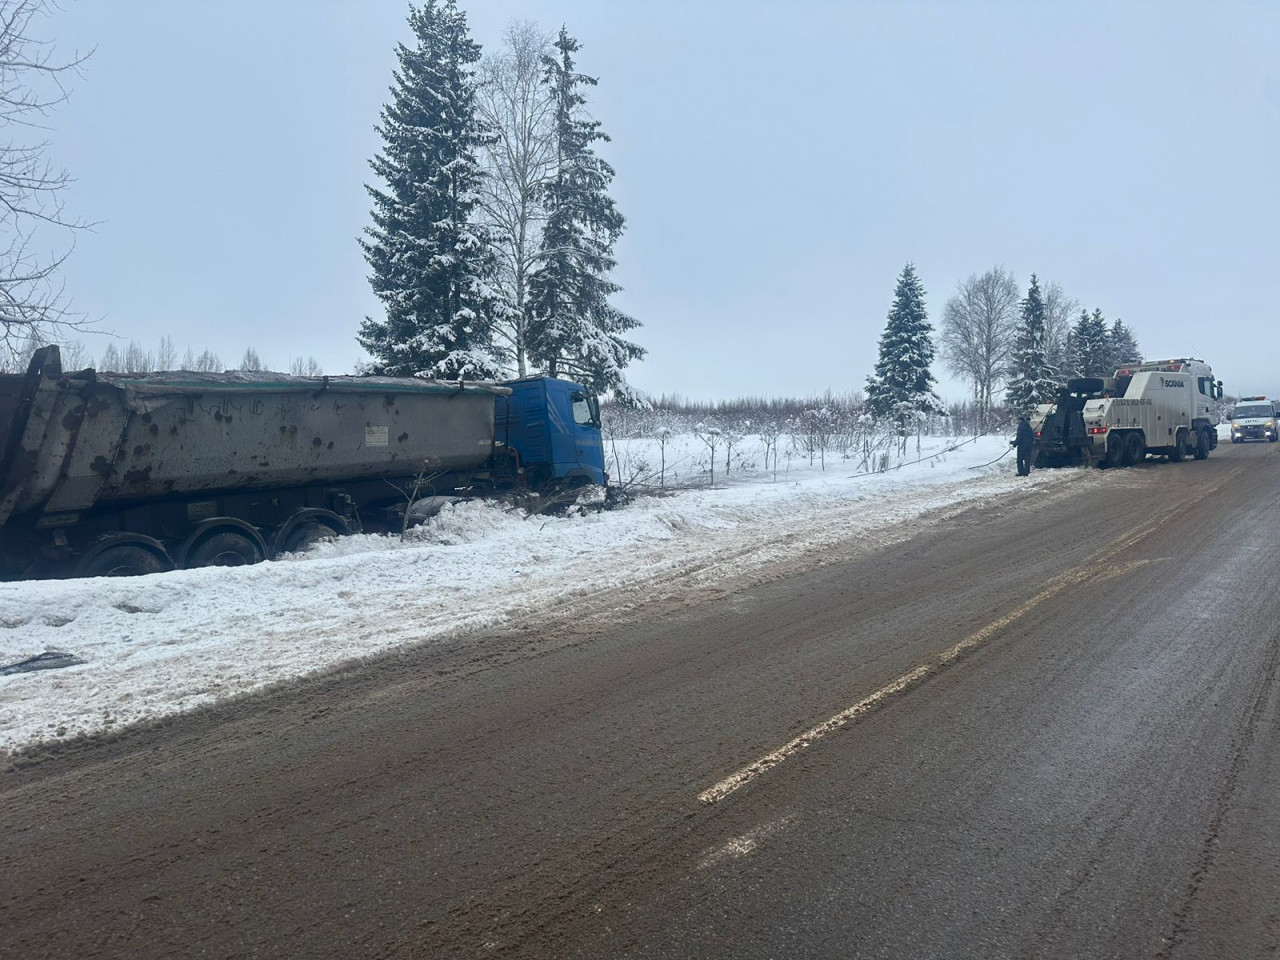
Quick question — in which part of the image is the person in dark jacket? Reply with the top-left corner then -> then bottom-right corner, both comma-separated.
1012,415 -> 1035,476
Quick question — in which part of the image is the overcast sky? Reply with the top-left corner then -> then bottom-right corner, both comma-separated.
41,1 -> 1280,402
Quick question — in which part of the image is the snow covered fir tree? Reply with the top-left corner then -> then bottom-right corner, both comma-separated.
1004,274 -> 1058,414
358,6 -> 643,400
866,263 -> 946,448
1068,307 -> 1111,378
1108,318 -> 1142,369
358,0 -> 501,380
526,28 -> 644,399
1067,308 -> 1144,380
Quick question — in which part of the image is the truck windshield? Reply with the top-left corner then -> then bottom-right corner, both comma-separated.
1234,405 -> 1273,419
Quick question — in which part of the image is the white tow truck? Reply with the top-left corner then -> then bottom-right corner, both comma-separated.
1031,358 -> 1223,468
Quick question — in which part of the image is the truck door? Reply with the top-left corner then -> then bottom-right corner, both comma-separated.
570,391 -> 600,464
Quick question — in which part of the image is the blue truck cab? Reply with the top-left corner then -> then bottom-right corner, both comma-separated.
496,377 -> 607,487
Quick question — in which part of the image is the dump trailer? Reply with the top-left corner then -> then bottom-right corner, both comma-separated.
0,346 -> 606,579
1030,358 -> 1223,469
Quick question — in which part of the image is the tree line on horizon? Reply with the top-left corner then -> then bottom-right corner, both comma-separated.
862,263 -> 1145,436
0,0 -> 1148,431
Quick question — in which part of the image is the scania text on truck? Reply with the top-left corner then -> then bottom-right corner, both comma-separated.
0,346 -> 607,579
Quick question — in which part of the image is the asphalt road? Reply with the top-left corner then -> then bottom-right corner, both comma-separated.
3,440 -> 1279,959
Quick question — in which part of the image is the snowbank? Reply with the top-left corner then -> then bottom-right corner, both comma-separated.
0,434 -> 1065,754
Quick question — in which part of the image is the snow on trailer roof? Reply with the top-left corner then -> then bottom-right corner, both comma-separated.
80,368 -> 513,398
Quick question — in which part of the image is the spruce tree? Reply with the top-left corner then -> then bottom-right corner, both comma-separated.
527,28 -> 644,397
359,0 -> 501,380
1109,318 -> 1142,369
1070,307 -> 1110,378
866,263 -> 945,428
1005,274 -> 1058,413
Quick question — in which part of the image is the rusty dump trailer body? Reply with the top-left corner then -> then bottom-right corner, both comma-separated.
0,346 -> 515,578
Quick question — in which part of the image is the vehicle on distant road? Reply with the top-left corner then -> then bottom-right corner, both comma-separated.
1228,396 -> 1279,443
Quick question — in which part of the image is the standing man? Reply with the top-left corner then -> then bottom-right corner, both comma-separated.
1012,415 -> 1035,477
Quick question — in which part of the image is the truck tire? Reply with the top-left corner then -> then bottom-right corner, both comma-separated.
1125,432 -> 1145,466
78,544 -> 167,578
281,520 -> 337,554
186,530 -> 265,568
1194,428 -> 1210,460
1105,434 -> 1126,469
1170,429 -> 1188,462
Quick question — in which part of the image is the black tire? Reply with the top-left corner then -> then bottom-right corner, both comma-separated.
1170,430 -> 1187,462
1104,434 -> 1126,469
186,531 -> 265,568
282,520 -> 337,554
79,544 -> 167,578
1125,432 -> 1145,466
1194,428 -> 1210,460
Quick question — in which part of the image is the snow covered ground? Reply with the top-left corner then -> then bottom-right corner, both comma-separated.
0,433 -> 1073,755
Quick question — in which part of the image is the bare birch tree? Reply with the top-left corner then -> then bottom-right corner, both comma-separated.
239,347 -> 264,372
939,267 -> 1019,423
0,0 -> 91,364
192,349 -> 222,372
290,355 -> 323,376
475,20 -> 555,377
154,334 -> 178,371
122,340 -> 151,373
1042,279 -> 1079,383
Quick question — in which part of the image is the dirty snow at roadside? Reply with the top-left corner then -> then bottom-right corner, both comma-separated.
0,435 -> 1070,753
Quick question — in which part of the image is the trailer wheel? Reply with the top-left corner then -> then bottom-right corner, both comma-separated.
1170,430 -> 1188,462
78,544 -> 168,578
282,521 -> 336,554
274,510 -> 350,555
186,530 -> 265,568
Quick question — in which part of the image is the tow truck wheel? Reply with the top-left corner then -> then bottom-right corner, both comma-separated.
1131,435 -> 1152,465
1170,430 -> 1188,462
1105,434 -> 1126,469
1125,432 -> 1145,466
1194,428 -> 1210,460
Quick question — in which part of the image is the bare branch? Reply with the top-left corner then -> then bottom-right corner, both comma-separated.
0,0 -> 93,367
